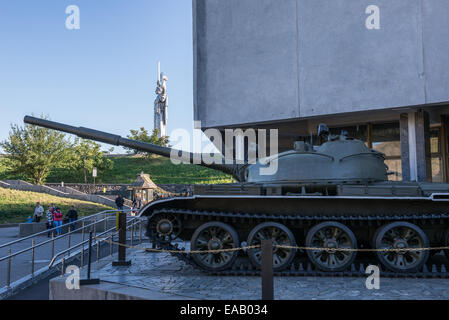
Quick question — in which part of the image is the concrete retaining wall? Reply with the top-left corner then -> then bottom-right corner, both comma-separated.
0,180 -> 121,208
19,222 -> 47,237
49,277 -> 146,300
49,276 -> 189,300
46,183 -> 128,195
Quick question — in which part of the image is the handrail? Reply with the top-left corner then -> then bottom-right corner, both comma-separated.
0,209 -> 130,250
48,216 -> 142,267
0,215 -> 124,262
0,210 -> 145,292
0,214 -> 139,262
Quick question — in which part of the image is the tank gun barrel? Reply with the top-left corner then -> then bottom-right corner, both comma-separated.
23,116 -> 242,181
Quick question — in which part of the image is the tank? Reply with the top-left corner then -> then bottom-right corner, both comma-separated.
24,116 -> 449,276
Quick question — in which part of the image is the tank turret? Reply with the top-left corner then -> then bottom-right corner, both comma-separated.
23,116 -> 388,184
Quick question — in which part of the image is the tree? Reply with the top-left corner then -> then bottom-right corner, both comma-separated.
0,118 -> 72,185
72,138 -> 113,184
125,127 -> 169,157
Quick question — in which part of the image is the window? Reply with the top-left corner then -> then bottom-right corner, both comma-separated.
371,123 -> 401,181
430,128 -> 443,182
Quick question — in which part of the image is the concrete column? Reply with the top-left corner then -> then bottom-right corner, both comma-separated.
400,110 -> 431,182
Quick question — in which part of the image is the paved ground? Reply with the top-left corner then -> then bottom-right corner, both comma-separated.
57,242 -> 449,300
4,226 -> 449,300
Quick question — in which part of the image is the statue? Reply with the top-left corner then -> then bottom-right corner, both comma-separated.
154,62 -> 168,138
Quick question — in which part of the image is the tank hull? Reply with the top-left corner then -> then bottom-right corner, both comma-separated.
142,182 -> 449,277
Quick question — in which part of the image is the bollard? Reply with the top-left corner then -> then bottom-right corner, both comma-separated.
261,239 -> 274,300
80,231 -> 100,285
112,210 -> 131,266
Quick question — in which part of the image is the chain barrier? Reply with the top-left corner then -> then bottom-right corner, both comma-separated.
93,235 -> 449,254
94,235 -> 259,253
276,245 -> 449,252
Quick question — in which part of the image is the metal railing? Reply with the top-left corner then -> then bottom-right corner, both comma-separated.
0,209 -> 145,297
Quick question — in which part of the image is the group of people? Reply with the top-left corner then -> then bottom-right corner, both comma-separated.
115,194 -> 142,215
33,202 -> 78,236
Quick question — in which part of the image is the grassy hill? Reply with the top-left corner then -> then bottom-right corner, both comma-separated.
0,155 -> 235,185
0,188 -> 114,224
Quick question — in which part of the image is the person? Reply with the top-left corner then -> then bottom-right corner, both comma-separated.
33,202 -> 44,222
53,207 -> 63,235
137,195 -> 142,209
115,194 -> 124,211
48,203 -> 56,218
66,206 -> 78,231
46,208 -> 54,237
131,198 -> 138,214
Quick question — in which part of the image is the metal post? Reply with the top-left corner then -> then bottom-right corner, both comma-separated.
109,234 -> 113,256
87,233 -> 92,279
31,239 -> 35,277
261,239 -> 274,300
61,257 -> 65,277
81,221 -> 85,268
68,232 -> 71,256
131,222 -> 134,246
96,240 -> 100,262
6,248 -> 11,288
139,220 -> 143,244
93,217 -> 97,235
80,231 -> 100,285
51,233 -> 55,259
112,210 -> 131,266
104,213 -> 107,232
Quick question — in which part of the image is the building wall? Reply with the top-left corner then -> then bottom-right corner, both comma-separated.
193,0 -> 449,128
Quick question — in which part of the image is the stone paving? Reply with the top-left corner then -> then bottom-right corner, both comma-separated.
84,242 -> 449,300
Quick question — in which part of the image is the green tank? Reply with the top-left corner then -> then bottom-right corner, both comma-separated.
24,116 -> 449,276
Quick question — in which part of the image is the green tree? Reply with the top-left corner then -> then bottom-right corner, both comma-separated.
72,138 -> 113,183
125,127 -> 169,157
0,118 -> 72,185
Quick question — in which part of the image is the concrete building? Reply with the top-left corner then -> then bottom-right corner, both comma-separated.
193,0 -> 449,182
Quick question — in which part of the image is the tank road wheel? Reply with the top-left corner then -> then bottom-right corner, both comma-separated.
306,222 -> 357,272
148,213 -> 182,243
190,222 -> 239,271
375,222 -> 429,273
246,222 -> 297,271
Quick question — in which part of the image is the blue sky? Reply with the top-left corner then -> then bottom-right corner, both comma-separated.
0,0 -> 198,153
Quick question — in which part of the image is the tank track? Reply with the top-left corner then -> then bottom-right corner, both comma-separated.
148,208 -> 449,278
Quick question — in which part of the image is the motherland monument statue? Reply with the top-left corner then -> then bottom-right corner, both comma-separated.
154,62 -> 168,138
